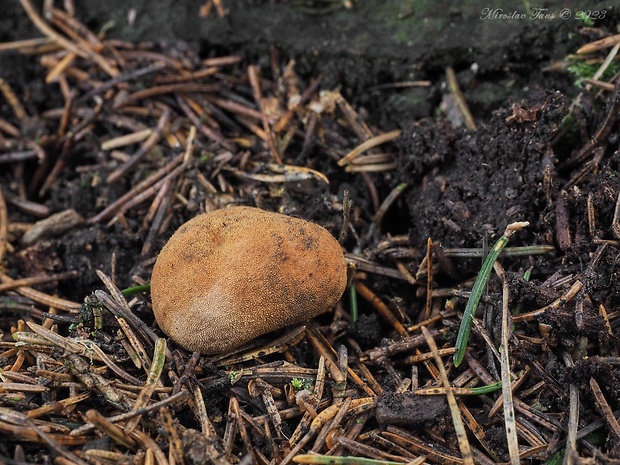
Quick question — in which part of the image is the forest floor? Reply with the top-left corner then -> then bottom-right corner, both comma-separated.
1,2 -> 620,464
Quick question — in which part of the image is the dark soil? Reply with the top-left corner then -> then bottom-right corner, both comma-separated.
2,2 -> 620,464
397,91 -> 566,249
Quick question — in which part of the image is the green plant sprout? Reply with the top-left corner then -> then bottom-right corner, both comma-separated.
545,450 -> 564,465
291,378 -> 313,391
567,58 -> 620,87
349,283 -> 358,323
121,283 -> 151,297
575,11 -> 594,26
469,380 -> 503,395
228,370 -> 241,384
453,222 -> 529,367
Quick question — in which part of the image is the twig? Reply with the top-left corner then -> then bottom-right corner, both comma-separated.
493,261 -> 519,465
445,66 -> 476,131
590,377 -> 620,440
0,271 -> 80,311
562,77 -> 620,168
563,353 -> 579,464
0,188 -> 7,264
425,238 -> 433,320
24,417 -> 90,465
69,391 -> 190,436
107,108 -> 171,183
0,37 -> 54,52
337,130 -> 401,167
338,189 -> 351,244
84,409 -> 138,450
88,151 -> 185,223
141,178 -> 174,257
248,65 -> 282,164
0,77 -> 28,122
577,33 -> 620,54
421,326 -> 474,465
368,183 -> 407,240
280,397 -> 376,465
0,271 -> 77,293
19,0 -> 119,77
176,95 -> 236,150
512,280 -> 583,323
124,338 -> 167,434
79,63 -> 167,103
355,281 -> 407,336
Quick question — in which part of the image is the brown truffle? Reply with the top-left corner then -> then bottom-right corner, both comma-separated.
150,206 -> 347,354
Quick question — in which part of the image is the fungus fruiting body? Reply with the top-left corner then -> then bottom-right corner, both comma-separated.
150,206 -> 347,354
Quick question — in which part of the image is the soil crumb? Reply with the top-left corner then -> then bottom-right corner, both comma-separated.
375,391 -> 448,426
396,91 -> 568,251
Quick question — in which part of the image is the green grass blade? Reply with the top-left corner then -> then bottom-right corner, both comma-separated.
349,283 -> 358,322
121,283 -> 151,297
453,234 -> 510,367
469,380 -> 503,395
452,221 -> 529,368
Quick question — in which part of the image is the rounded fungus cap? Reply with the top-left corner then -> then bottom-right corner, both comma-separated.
150,206 -> 347,354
